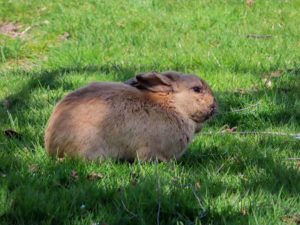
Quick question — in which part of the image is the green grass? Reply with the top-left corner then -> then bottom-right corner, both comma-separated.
0,0 -> 300,224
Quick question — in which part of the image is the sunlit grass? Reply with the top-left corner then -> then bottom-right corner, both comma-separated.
0,0 -> 300,224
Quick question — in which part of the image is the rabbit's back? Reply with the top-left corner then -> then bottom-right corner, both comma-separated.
45,83 -> 111,158
45,82 -> 194,160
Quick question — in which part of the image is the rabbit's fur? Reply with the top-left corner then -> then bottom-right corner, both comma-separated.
45,71 -> 217,161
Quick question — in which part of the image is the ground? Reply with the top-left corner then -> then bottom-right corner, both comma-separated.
0,0 -> 300,224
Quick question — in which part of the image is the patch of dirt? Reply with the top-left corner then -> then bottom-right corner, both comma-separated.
263,70 -> 284,78
246,0 -> 254,7
0,23 -> 27,38
2,99 -> 12,109
0,20 -> 50,39
0,59 -> 41,73
262,70 -> 285,88
58,32 -> 70,42
282,214 -> 300,225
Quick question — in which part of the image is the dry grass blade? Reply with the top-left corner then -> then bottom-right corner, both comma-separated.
70,170 -> 79,180
269,70 -> 284,78
201,131 -> 300,140
246,34 -> 272,39
121,200 -> 137,218
28,164 -> 39,173
87,172 -> 104,180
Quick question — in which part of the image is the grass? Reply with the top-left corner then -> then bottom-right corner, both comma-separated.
0,0 -> 300,224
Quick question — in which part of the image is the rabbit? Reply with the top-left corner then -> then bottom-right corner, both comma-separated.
44,71 -> 217,161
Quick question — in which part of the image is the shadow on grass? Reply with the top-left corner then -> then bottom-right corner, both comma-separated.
0,154 -> 251,225
1,64 -> 142,106
1,63 -> 299,132
0,64 -> 299,224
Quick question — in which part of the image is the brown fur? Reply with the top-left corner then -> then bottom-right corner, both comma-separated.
45,71 -> 217,161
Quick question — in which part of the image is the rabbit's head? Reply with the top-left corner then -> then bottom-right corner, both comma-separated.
125,71 -> 217,131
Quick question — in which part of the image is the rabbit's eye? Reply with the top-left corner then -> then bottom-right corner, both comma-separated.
192,86 -> 202,93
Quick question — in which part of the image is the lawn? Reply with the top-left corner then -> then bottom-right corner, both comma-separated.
0,0 -> 300,224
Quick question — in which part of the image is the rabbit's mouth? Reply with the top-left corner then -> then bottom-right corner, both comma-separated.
190,101 -> 217,124
205,109 -> 216,120
190,115 -> 205,124
204,103 -> 218,120
191,110 -> 215,124
191,117 -> 202,123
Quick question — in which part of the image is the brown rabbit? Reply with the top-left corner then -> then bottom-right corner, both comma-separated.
45,71 -> 217,161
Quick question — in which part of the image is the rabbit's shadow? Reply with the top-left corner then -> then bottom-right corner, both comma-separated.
0,152 -> 250,224
1,64 -> 300,224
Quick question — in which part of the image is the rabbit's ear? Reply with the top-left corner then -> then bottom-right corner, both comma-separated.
133,72 -> 173,92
